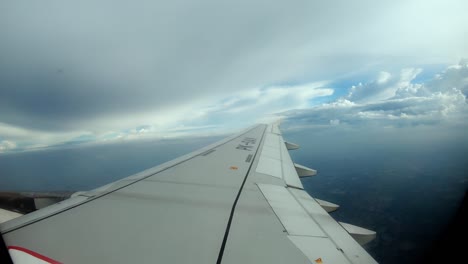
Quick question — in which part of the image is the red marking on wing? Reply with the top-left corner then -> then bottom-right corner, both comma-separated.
8,246 -> 62,264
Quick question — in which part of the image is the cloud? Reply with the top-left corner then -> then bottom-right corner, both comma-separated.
0,81 -> 333,152
282,61 -> 468,128
0,121 -> 96,152
201,82 -> 332,116
0,1 -> 467,151
348,68 -> 423,103
330,119 -> 340,126
425,59 -> 468,96
0,140 -> 16,152
1,1 -> 467,131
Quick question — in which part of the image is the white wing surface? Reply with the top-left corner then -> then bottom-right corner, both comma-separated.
0,123 -> 377,264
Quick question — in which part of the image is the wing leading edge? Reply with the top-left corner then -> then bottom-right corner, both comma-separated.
0,122 -> 377,264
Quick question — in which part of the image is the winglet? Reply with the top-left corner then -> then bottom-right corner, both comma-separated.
294,163 -> 317,177
339,222 -> 376,245
284,141 -> 300,150
315,198 -> 339,212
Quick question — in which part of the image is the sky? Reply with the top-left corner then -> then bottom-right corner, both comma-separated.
1,0 -> 468,152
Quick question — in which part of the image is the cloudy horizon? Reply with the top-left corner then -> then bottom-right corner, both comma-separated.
1,1 -> 467,152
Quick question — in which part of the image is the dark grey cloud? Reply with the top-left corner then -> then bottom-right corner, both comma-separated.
0,0 -> 331,131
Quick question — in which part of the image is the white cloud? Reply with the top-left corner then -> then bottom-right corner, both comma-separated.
92,81 -> 333,141
425,60 -> 468,96
0,121 -> 92,149
348,68 -> 423,103
283,61 -> 468,128
205,82 -> 332,114
377,71 -> 392,84
330,119 -> 340,126
0,140 -> 16,152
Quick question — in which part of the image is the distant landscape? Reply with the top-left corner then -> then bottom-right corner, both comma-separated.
1,124 -> 467,263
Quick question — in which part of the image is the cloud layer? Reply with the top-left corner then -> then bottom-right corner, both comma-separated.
2,60 -> 467,153
0,81 -> 333,151
1,1 -> 467,152
282,61 -> 468,129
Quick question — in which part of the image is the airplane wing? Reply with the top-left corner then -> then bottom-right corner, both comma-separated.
0,122 -> 377,264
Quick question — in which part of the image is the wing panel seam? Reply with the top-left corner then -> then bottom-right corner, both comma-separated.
1,125 -> 263,235
216,125 -> 267,264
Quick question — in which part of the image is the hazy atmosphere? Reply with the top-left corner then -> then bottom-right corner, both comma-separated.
1,1 -> 467,263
